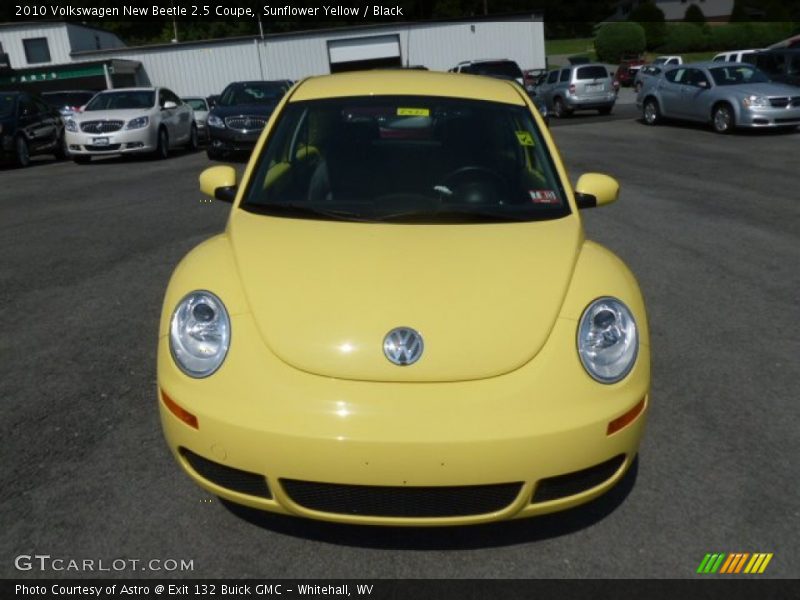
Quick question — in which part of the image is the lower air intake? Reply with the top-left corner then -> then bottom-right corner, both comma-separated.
180,448 -> 271,499
281,479 -> 522,518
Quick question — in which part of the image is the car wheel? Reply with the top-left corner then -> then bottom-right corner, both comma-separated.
155,128 -> 169,159
185,123 -> 198,152
712,104 -> 734,134
553,97 -> 571,118
643,98 -> 661,126
73,155 -> 91,164
15,136 -> 30,168
53,132 -> 68,160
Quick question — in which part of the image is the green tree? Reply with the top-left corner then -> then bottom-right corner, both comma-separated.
629,1 -> 667,50
595,22 -> 646,63
684,4 -> 706,24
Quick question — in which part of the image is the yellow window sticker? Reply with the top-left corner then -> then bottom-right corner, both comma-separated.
397,107 -> 430,117
515,131 -> 534,146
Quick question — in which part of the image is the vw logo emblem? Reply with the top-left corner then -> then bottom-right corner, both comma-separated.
383,327 -> 424,366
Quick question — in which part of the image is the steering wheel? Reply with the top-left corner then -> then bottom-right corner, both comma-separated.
438,166 -> 508,205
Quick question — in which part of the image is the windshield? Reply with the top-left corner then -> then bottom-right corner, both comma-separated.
466,61 -> 523,80
709,65 -> 770,85
184,98 -> 208,111
84,91 -> 155,111
0,94 -> 15,118
242,96 -> 569,223
220,83 -> 286,107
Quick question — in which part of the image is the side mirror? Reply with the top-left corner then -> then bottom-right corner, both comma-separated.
574,173 -> 619,209
163,100 -> 178,110
199,166 -> 237,203
698,80 -> 709,88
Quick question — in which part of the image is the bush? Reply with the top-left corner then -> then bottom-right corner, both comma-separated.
709,22 -> 795,51
595,22 -> 646,63
629,1 -> 668,50
684,4 -> 707,24
659,23 -> 709,53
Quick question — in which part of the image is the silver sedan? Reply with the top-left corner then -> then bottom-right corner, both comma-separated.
636,62 -> 800,133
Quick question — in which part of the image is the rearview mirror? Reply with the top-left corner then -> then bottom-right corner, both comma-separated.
574,173 -> 619,209
199,166 -> 237,203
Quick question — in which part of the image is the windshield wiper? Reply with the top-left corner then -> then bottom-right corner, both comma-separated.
244,203 -> 377,222
376,208 -> 533,223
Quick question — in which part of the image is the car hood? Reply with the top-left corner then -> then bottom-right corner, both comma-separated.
228,209 -> 582,382
210,104 -> 278,118
728,82 -> 800,97
73,108 -> 153,122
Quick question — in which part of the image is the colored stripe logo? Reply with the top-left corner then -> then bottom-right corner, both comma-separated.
697,553 -> 773,574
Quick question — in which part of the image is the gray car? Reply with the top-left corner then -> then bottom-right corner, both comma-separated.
535,63 -> 616,118
637,62 -> 800,133
633,65 -> 664,93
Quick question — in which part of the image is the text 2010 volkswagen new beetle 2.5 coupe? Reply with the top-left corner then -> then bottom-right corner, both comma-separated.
158,71 -> 650,526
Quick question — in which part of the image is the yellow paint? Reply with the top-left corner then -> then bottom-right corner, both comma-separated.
157,71 -> 650,525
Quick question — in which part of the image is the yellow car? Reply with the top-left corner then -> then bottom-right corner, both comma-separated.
158,71 -> 650,526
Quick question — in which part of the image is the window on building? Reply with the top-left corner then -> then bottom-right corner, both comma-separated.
23,38 -> 51,64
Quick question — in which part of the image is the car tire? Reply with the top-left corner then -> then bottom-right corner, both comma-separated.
14,136 -> 30,168
53,132 -> 68,160
73,155 -> 91,164
712,104 -> 734,134
154,127 -> 169,159
206,147 -> 223,161
642,98 -> 661,126
553,97 -> 572,118
185,123 -> 198,152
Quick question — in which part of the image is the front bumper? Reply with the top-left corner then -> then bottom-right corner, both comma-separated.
207,126 -> 263,154
158,315 -> 650,526
738,106 -> 800,128
66,126 -> 158,155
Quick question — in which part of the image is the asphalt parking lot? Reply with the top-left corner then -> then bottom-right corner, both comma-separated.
2,109 -> 798,579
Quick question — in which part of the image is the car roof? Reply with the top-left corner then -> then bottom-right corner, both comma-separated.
41,90 -> 95,95
95,87 -> 158,93
669,61 -> 749,69
290,71 -> 527,105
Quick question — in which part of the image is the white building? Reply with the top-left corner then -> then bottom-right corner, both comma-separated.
0,17 -> 546,96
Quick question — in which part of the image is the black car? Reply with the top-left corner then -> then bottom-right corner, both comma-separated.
206,80 -> 292,160
0,91 -> 66,167
756,49 -> 800,87
41,90 -> 97,118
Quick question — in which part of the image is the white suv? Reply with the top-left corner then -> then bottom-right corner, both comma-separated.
65,87 -> 197,163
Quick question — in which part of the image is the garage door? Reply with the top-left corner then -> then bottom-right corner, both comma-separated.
327,34 -> 402,73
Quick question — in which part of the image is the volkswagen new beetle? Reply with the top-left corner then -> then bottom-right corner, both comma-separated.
158,71 -> 650,526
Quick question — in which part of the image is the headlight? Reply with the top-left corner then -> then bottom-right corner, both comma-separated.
125,116 -> 150,130
65,119 -> 77,132
169,291 -> 231,378
577,297 -> 638,383
742,95 -> 769,108
207,114 -> 225,128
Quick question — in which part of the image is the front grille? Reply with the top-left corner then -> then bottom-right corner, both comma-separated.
80,120 -> 124,133
224,116 -> 268,131
769,97 -> 800,108
83,144 -> 121,151
180,448 -> 271,499
532,454 -> 626,503
281,479 -> 522,518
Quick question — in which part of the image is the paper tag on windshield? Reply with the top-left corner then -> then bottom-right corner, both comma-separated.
529,189 -> 558,204
397,107 -> 430,117
515,131 -> 534,146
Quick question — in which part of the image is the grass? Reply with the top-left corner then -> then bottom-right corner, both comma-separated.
545,37 -> 595,56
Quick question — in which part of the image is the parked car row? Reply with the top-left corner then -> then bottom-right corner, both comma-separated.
637,61 -> 800,133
